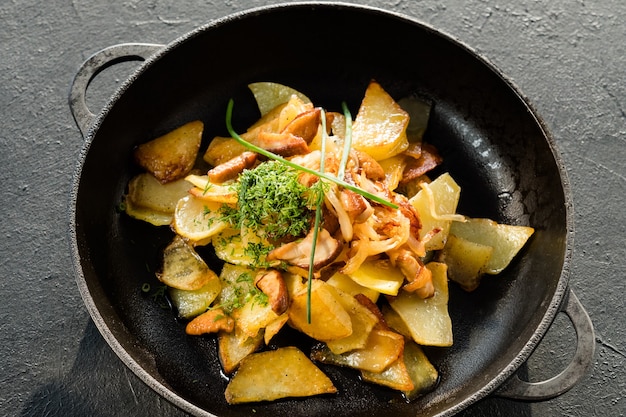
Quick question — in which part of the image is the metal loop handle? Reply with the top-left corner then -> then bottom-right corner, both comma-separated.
495,290 -> 595,401
68,43 -> 164,137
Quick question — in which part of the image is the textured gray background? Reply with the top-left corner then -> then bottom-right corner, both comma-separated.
1,0 -> 624,416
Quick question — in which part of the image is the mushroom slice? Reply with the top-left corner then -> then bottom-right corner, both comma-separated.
267,227 -> 341,270
208,151 -> 257,184
281,108 -> 322,143
254,270 -> 289,315
390,248 -> 434,299
354,149 -> 386,181
400,142 -> 442,185
256,131 -> 310,157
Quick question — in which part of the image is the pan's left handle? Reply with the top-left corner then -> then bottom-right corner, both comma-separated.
69,43 -> 164,137
494,289 -> 595,401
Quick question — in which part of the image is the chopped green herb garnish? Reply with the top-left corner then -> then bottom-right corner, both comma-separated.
225,99 -> 398,209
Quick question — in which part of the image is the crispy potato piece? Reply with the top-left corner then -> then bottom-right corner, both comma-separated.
351,80 -> 409,161
184,174 -> 238,204
326,289 -> 379,354
410,172 -> 461,251
124,173 -> 193,226
169,277 -> 222,319
134,120 -> 203,183
439,234 -> 494,291
157,235 -> 218,291
388,262 -> 453,347
264,314 -> 289,345
248,82 -> 311,116
234,296 -> 280,340
361,352 -> 415,392
326,272 -> 380,303
288,279 -> 352,341
311,329 -> 404,373
378,154 -> 408,191
224,347 -> 336,404
218,327 -> 264,375
402,341 -> 439,400
450,218 -> 534,274
172,195 -> 230,245
348,259 -> 405,296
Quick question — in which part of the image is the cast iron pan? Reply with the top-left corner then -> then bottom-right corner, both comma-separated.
68,3 -> 595,417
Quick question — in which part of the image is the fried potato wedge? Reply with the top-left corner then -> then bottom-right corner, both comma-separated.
402,341 -> 439,401
157,235 -> 218,291
248,81 -> 311,116
124,173 -> 193,226
361,352 -> 415,392
410,172 -> 461,251
224,347 -> 336,404
439,234 -> 493,291
388,262 -> 453,347
134,120 -> 203,183
347,258 -> 405,296
311,329 -> 404,373
326,272 -> 380,303
351,80 -> 409,161
172,195 -> 230,245
288,279 -> 353,341
450,218 -> 534,274
218,327 -> 264,375
326,289 -> 379,354
169,277 -> 222,319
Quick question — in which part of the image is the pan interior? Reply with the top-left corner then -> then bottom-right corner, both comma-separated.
73,4 -> 569,417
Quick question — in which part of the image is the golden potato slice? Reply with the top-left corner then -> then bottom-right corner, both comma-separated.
124,173 -> 193,226
351,80 -> 409,161
326,289 -> 379,354
378,154 -> 408,191
224,346 -> 336,404
248,81 -> 311,116
264,314 -> 289,345
398,95 -> 432,142
134,120 -> 203,183
123,200 -> 174,226
450,218 -> 534,274
172,195 -> 230,245
184,174 -> 238,204
234,296 -> 280,340
218,327 -> 264,375
440,234 -> 494,291
326,272 -> 380,303
169,277 -> 222,319
203,136 -> 249,167
389,262 -> 453,347
361,353 -> 415,392
211,228 -> 272,266
288,279 -> 352,341
347,259 -> 405,296
410,172 -> 461,251
157,235 -> 217,291
381,304 -> 412,339
311,329 -> 404,373
402,341 -> 439,400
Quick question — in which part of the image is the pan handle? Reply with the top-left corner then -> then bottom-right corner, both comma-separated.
69,43 -> 164,137
495,290 -> 595,401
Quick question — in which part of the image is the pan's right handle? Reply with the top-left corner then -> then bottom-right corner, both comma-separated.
495,290 -> 595,401
69,43 -> 164,137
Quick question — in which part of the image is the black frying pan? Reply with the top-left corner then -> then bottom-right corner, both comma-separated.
68,3 -> 594,417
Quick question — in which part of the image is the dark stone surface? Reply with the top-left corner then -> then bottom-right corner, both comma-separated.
1,0 -> 623,416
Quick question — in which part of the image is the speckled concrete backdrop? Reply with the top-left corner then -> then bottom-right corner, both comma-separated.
1,0 -> 624,416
